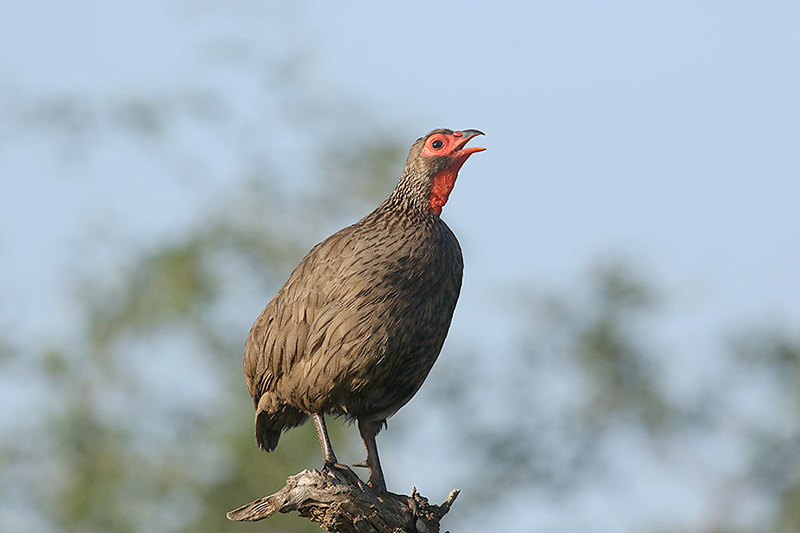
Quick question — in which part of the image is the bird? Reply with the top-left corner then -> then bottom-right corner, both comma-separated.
243,128 -> 484,492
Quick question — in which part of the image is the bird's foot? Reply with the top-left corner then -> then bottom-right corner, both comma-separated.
322,460 -> 353,473
341,461 -> 386,491
321,461 -> 368,489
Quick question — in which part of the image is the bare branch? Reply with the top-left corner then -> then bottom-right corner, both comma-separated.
227,465 -> 459,532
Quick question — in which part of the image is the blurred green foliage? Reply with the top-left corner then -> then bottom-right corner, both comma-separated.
3,119 -> 800,531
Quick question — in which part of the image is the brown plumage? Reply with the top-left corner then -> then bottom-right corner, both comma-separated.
243,128 -> 484,491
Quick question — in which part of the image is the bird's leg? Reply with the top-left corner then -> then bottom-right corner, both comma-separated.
312,413 -> 338,465
358,418 -> 387,492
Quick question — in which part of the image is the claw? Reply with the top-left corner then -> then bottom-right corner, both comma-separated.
351,460 -> 369,469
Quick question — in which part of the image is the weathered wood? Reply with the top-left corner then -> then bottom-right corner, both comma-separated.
227,465 -> 459,532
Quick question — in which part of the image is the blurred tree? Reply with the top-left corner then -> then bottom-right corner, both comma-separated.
2,97 -> 405,532
732,329 -> 800,533
422,263 -> 800,533
5,87 -> 800,533
4,112 -> 800,533
431,262 -> 675,497
0,5 -> 407,533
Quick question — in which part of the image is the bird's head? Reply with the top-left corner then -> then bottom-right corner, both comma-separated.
397,128 -> 485,217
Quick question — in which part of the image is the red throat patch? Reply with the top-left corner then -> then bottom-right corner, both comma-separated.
428,169 -> 458,216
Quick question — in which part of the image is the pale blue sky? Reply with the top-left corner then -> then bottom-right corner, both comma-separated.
1,1 -> 799,531
3,1 -> 798,332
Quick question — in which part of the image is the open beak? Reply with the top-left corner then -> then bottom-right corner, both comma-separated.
453,129 -> 486,157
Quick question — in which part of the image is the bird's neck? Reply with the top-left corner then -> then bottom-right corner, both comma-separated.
383,168 -> 458,220
382,169 -> 438,220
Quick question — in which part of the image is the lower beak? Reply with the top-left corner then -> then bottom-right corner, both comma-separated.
455,129 -> 486,155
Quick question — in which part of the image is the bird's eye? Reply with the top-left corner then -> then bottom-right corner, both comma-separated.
431,139 -> 444,150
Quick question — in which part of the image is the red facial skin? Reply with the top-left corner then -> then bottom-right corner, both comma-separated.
422,131 -> 485,215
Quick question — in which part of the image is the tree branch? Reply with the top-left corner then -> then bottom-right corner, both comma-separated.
227,465 -> 459,532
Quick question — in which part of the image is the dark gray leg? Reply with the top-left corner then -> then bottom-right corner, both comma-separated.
312,413 -> 337,465
358,418 -> 386,492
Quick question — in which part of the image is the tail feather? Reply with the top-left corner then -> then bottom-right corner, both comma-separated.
255,394 -> 307,452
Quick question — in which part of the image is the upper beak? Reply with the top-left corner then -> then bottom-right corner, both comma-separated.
454,129 -> 486,156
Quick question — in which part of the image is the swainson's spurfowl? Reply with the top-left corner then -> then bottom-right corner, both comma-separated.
243,128 -> 484,491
